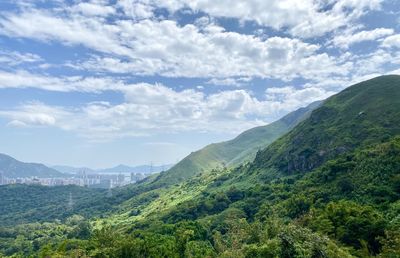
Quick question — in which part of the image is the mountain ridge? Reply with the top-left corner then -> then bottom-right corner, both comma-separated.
0,153 -> 66,178
153,100 -> 322,186
51,164 -> 174,174
253,75 -> 400,175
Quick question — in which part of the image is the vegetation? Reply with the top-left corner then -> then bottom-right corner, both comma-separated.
1,75 -> 399,257
155,101 -> 320,186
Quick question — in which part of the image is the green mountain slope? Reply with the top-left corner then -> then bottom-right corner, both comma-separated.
147,75 -> 400,256
0,153 -> 65,178
253,75 -> 400,174
2,75 -> 400,257
154,101 -> 321,186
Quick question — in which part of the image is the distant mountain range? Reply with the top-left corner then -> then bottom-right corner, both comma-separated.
52,164 -> 174,175
0,154 -> 66,178
0,154 -> 173,179
50,165 -> 96,174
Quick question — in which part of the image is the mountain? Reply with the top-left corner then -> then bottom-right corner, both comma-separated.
52,164 -> 173,174
0,153 -> 66,178
2,75 -> 400,257
253,74 -> 400,174
112,75 -> 400,256
154,100 -> 321,186
147,75 -> 400,256
98,164 -> 173,174
51,165 -> 95,174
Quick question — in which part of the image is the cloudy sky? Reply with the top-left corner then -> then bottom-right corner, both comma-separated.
0,0 -> 399,168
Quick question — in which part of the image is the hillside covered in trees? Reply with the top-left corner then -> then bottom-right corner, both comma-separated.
1,75 -> 400,257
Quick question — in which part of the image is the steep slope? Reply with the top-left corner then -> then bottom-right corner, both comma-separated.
147,75 -> 400,256
0,153 -> 65,178
253,75 -> 400,174
154,101 -> 321,186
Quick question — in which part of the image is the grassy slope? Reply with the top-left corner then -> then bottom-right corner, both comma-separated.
145,75 -> 400,217
154,101 -> 321,186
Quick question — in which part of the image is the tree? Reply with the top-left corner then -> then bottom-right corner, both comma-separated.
307,201 -> 386,254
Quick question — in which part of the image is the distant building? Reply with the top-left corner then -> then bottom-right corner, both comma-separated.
131,172 -> 145,183
117,173 -> 124,184
0,171 -> 4,185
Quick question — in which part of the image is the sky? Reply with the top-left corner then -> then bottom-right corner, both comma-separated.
0,0 -> 399,168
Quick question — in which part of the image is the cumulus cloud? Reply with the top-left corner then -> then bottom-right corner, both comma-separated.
0,82 -> 333,141
129,0 -> 383,37
382,34 -> 400,48
116,0 -> 154,20
0,70 -> 125,92
207,77 -> 251,87
0,9 -> 132,57
332,28 -> 394,49
0,50 -> 43,66
74,24 -> 346,80
0,0 -> 398,144
71,2 -> 115,17
0,102 -> 62,127
0,4 -> 349,80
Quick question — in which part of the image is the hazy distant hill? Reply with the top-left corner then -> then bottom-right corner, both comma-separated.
0,154 -> 65,178
51,165 -> 95,174
98,164 -> 173,174
52,164 -> 174,174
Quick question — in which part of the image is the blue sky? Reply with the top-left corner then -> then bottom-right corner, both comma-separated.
0,0 -> 399,168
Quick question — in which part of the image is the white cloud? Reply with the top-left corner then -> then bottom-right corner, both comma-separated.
0,82 -> 332,141
265,86 -> 334,108
207,77 -> 251,87
0,0 -> 397,144
7,120 -> 28,128
71,2 -> 115,17
0,70 -> 124,92
332,28 -> 394,49
0,6 -> 349,80
136,0 -> 383,37
382,34 -> 400,48
72,23 -> 345,80
0,102 -> 61,127
388,68 -> 400,75
116,0 -> 155,20
0,50 -> 43,66
0,9 -> 132,57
